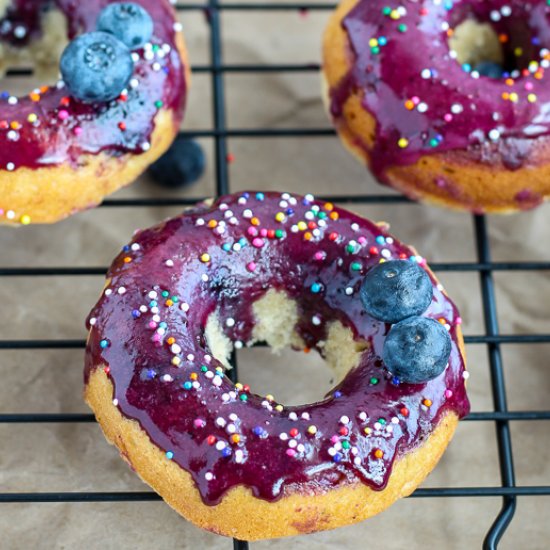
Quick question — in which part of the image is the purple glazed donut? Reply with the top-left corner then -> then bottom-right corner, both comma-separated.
85,191 -> 470,540
323,0 -> 550,212
0,0 -> 189,225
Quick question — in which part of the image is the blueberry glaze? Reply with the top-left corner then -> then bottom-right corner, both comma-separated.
330,0 -> 550,180
85,192 -> 469,505
0,0 -> 187,170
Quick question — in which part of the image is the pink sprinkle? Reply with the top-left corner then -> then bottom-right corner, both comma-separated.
330,435 -> 339,444
152,333 -> 161,342
247,227 -> 258,237
193,418 -> 205,428
525,82 -> 534,91
73,126 -> 83,136
314,251 -> 325,261
148,321 -> 157,329
444,113 -> 453,122
252,238 -> 264,248
260,228 -> 268,237
456,316 -> 463,325
58,110 -> 69,120
286,449 -> 296,457
247,262 -> 256,272
358,236 -> 368,245
412,96 -> 420,105
445,390 -> 453,399
0,209 -> 4,216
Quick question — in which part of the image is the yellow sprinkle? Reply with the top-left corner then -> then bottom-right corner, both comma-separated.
27,113 -> 38,123
297,221 -> 307,231
390,9 -> 400,19
235,383 -> 243,390
364,427 -> 372,435
528,93 -> 537,103
514,47 -> 523,57
398,137 -> 409,148
509,92 -> 519,103
275,404 -> 284,412
20,215 -> 31,225
368,38 -> 378,47
231,434 -> 240,444
307,425 -> 317,435
265,394 -> 274,401
171,357 -> 181,366
274,212 -> 285,222
200,253 -> 210,263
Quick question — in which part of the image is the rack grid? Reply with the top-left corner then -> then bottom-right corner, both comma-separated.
1,2 -> 550,549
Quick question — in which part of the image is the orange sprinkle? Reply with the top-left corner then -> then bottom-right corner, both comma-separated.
373,449 -> 384,459
324,202 -> 334,211
190,373 -> 198,381
438,317 -> 447,325
251,217 -> 260,226
207,219 -> 217,228
329,212 -> 339,220
123,257 -> 132,263
404,99 -> 415,110
10,121 -> 21,130
230,434 -> 240,444
423,398 -> 433,407
505,78 -> 514,87
165,299 -> 174,307
499,33 -> 509,43
167,337 -> 176,345
29,92 -> 40,102
304,232 -> 313,241
303,347 -> 311,354
40,85 -> 49,93
501,92 -> 510,100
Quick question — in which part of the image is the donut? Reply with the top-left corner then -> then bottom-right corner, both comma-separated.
0,0 -> 189,225
322,0 -> 550,212
84,191 -> 470,540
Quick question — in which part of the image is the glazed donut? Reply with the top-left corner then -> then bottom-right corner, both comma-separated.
85,191 -> 470,540
323,0 -> 550,212
0,0 -> 189,225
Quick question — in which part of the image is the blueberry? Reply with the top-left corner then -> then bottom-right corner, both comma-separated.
475,61 -> 503,79
360,260 -> 433,323
60,32 -> 133,103
97,2 -> 154,49
148,137 -> 206,188
382,317 -> 452,384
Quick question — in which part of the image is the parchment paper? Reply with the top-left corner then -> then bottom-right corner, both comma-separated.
1,4 -> 549,549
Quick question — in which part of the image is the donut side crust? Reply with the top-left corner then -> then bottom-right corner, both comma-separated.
322,0 -> 550,213
85,367 -> 459,541
0,28 -> 191,225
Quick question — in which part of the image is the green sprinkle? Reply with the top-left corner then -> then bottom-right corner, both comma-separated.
378,418 -> 386,425
155,100 -> 164,109
161,290 -> 169,298
172,296 -> 179,302
240,394 -> 248,402
371,46 -> 380,55
382,6 -> 391,15
398,23 -> 407,32
275,229 -> 284,239
346,244 -> 356,254
370,377 -> 379,385
201,365 -> 208,372
342,440 -> 351,450
318,211 -> 327,219
429,138 -> 439,147
351,262 -> 362,272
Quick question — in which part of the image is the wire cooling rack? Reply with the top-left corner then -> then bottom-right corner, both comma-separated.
1,1 -> 550,549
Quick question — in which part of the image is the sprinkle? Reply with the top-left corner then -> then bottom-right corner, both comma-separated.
373,449 -> 384,459
165,451 -> 174,460
307,425 -> 317,435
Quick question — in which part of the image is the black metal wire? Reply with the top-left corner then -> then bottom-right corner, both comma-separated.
0,2 -> 549,549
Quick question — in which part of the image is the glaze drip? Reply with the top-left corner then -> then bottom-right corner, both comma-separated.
85,192 -> 469,505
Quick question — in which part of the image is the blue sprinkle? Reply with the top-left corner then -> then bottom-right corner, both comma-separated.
183,381 -> 192,390
222,243 -> 231,252
375,236 -> 385,245
333,452 -> 342,463
147,369 -> 156,379
310,282 -> 322,293
132,310 -> 141,319
222,447 -> 232,457
166,451 -> 174,460
255,192 -> 265,201
462,63 -> 472,73
334,391 -> 342,398
252,426 -> 263,436
243,192 -> 250,199
378,36 -> 387,46
239,237 -> 247,247
391,376 -> 401,386
286,208 -> 294,215
1,92 -> 9,100
100,339 -> 109,349
122,245 -> 130,252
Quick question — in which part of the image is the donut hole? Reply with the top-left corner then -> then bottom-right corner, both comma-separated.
205,290 -> 368,405
449,18 -> 540,76
0,5 -> 68,84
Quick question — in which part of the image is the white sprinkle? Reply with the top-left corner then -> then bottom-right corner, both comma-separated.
173,22 -> 183,32
345,287 -> 354,296
6,210 -> 15,219
417,102 -> 428,113
148,291 -> 158,299
89,317 -> 97,326
501,5 -> 512,16
305,193 -> 314,202
213,375 -> 223,386
358,411 -> 367,422
374,422 -> 382,430
165,259 -> 174,267
327,447 -> 336,457
104,289 -> 113,296
205,472 -> 214,481
113,399 -> 119,406
301,412 -> 310,420
234,340 -> 243,349
451,103 -> 463,114
201,274 -> 209,282
215,440 -> 226,450
181,302 -> 190,312
354,457 -> 362,465
242,209 -> 253,219
463,371 -> 470,380
187,354 -> 195,361
117,287 -> 126,295
391,417 -> 399,424
297,444 -> 305,453
339,415 -> 350,425
226,423 -> 236,434
235,450 -> 244,463
162,374 -> 173,382
279,433 -> 288,441
421,68 -> 432,79
6,162 -> 15,171
196,218 -> 205,226
131,243 -> 140,251
171,344 -> 182,354
288,412 -> 298,421
226,318 -> 235,327
488,129 -> 501,141
288,439 -> 297,448
312,315 -> 321,326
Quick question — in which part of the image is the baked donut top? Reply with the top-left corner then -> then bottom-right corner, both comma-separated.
330,0 -> 550,183
0,0 -> 186,170
85,192 -> 470,505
